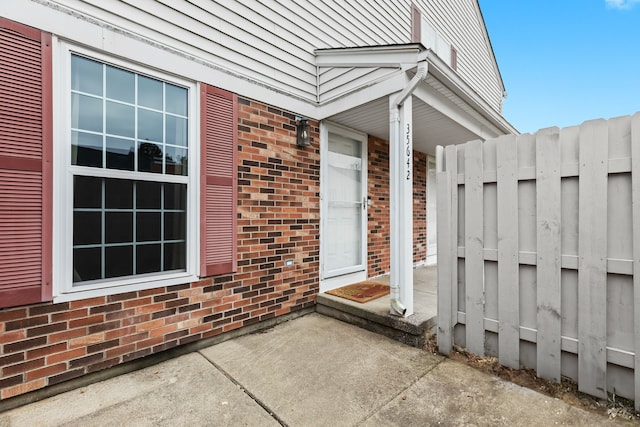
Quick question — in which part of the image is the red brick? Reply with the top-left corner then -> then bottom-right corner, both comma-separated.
106,343 -> 136,359
69,314 -> 104,329
1,378 -> 46,400
3,357 -> 45,377
49,328 -> 86,343
69,333 -> 104,348
0,329 -> 26,344
51,308 -> 89,322
26,342 -> 67,359
47,347 -> 86,365
69,296 -> 106,309
123,297 -> 153,309
120,331 -> 149,346
26,363 -> 67,382
0,308 -> 28,323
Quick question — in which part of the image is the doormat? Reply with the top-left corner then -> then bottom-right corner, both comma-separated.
326,281 -> 390,303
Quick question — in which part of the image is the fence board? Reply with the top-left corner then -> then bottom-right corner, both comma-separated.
632,112 -> 640,410
578,119 -> 608,399
440,114 -> 638,403
464,139 -> 485,356
447,145 -> 459,337
535,127 -> 562,382
496,134 -> 519,369
436,145 -> 452,354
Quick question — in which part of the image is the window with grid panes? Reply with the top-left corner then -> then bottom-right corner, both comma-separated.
69,53 -> 191,285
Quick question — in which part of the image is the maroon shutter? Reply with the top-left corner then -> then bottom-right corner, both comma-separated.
200,84 -> 238,276
0,18 -> 52,308
411,4 -> 422,43
451,46 -> 458,71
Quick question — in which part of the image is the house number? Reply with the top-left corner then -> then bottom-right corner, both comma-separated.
405,123 -> 411,180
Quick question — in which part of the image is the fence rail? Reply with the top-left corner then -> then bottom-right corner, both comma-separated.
436,113 -> 640,408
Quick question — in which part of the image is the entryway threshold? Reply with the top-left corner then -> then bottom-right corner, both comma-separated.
316,265 -> 437,348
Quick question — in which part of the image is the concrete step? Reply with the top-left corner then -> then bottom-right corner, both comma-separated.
316,293 -> 436,348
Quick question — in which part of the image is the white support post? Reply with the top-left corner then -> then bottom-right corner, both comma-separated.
389,96 -> 402,315
388,61 -> 427,318
399,97 -> 414,316
389,94 -> 414,317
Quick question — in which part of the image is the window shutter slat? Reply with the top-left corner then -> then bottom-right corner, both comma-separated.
0,18 -> 52,308
200,84 -> 237,277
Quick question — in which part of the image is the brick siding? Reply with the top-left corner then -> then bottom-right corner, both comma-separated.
413,151 -> 428,264
0,97 -> 320,400
366,136 -> 428,277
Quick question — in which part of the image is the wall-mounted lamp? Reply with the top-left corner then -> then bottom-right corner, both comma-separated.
295,116 -> 310,147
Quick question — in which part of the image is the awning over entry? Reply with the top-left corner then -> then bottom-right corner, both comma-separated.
314,43 -> 517,155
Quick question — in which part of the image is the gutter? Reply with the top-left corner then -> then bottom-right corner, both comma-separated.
389,60 -> 428,316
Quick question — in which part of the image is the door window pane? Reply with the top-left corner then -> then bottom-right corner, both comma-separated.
325,133 -> 364,276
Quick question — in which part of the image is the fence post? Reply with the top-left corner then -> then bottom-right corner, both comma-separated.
578,119 -> 609,399
496,134 -> 520,369
436,145 -> 452,354
464,140 -> 485,356
535,127 -> 562,383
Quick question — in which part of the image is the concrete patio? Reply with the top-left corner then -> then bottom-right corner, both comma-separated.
317,265 -> 437,347
0,313 -> 625,426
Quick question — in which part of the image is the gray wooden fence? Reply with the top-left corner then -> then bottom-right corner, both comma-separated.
436,113 -> 640,408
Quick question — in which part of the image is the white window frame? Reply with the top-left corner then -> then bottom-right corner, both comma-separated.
52,39 -> 200,302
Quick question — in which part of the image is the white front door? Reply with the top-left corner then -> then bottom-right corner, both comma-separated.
321,123 -> 367,284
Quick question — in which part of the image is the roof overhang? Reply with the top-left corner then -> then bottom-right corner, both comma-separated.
313,44 -> 517,154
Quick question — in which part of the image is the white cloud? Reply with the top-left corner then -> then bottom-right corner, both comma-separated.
606,0 -> 640,9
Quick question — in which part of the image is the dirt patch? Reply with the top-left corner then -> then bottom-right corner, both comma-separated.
424,335 -> 640,423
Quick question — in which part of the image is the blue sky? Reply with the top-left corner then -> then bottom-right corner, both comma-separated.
479,0 -> 640,134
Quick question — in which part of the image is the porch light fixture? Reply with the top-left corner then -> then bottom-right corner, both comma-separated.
295,116 -> 310,147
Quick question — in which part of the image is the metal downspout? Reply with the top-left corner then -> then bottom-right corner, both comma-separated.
389,60 -> 428,316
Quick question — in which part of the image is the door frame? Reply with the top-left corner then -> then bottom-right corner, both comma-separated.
319,121 -> 368,292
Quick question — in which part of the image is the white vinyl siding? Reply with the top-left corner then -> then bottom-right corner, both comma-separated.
414,0 -> 504,112
47,0 -> 410,103
18,0 -> 503,114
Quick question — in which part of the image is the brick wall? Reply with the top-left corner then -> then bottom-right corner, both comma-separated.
367,136 -> 391,277
366,136 -> 428,277
413,151 -> 427,264
0,98 -> 320,401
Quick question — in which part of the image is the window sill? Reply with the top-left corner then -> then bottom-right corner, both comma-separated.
53,273 -> 199,303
